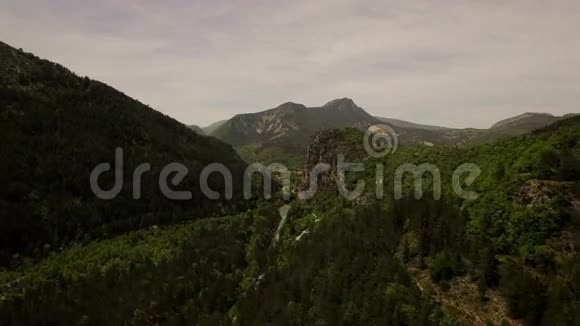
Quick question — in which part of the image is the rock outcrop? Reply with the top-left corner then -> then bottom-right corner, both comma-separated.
300,128 -> 366,193
513,180 -> 554,207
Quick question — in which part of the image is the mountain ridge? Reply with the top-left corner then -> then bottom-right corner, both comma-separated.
211,98 -> 379,146
206,98 -> 577,167
490,112 -> 558,129
188,124 -> 206,135
205,104 -> 576,138
0,40 -> 248,261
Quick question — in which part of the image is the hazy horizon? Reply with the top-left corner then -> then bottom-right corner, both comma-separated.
1,0 -> 579,128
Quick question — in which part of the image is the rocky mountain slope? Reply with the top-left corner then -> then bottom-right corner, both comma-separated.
211,98 -> 379,146
208,98 -> 380,167
208,99 -> 576,167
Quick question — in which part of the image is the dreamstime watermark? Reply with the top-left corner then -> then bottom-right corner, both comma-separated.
90,124 -> 482,202
364,124 -> 398,158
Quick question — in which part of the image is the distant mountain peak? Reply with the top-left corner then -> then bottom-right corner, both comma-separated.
276,101 -> 305,108
490,112 -> 558,129
273,102 -> 307,114
324,97 -> 354,104
210,98 -> 379,147
322,98 -> 368,115
323,97 -> 356,107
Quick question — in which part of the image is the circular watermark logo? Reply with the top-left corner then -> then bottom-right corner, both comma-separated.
363,124 -> 398,158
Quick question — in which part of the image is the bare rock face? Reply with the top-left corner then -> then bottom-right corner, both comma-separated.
300,128 -> 366,193
301,129 -> 341,192
513,180 -> 554,207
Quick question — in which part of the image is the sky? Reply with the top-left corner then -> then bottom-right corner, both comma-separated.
1,0 -> 579,128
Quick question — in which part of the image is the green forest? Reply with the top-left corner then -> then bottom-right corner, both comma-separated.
1,116 -> 579,324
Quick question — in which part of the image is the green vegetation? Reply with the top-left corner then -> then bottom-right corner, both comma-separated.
234,202 -> 446,326
0,41 -> 248,263
333,117 -> 580,325
1,116 -> 578,325
0,201 -> 448,325
0,214 -> 253,324
236,143 -> 304,169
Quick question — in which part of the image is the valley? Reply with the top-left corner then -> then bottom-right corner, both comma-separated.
0,40 -> 579,326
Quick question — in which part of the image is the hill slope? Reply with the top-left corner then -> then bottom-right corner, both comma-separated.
202,119 -> 227,135
490,112 -> 559,130
0,41 -> 247,262
293,115 -> 580,325
376,116 -> 450,131
188,124 -> 206,135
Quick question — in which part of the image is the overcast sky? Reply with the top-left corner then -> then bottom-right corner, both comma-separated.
1,0 -> 579,128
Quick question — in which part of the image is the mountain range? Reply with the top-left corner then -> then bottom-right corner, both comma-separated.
201,100 -> 576,167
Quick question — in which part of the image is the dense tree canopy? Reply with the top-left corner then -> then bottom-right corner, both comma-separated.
0,42 -> 248,263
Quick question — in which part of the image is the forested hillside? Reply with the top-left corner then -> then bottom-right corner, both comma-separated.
291,117 -> 580,325
0,41 -> 248,264
1,108 -> 578,324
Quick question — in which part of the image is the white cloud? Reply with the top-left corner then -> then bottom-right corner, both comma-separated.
0,0 -> 578,127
